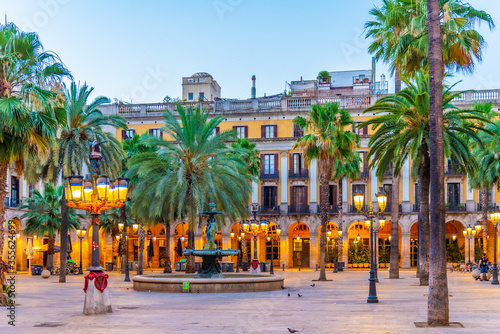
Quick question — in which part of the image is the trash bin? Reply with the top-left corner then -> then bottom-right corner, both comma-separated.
227,262 -> 234,272
31,265 -> 37,275
106,262 -> 114,271
175,261 -> 181,271
35,265 -> 43,275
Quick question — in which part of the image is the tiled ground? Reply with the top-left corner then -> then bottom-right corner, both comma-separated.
2,268 -> 499,333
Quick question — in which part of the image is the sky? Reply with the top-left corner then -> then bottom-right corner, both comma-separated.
2,0 -> 499,103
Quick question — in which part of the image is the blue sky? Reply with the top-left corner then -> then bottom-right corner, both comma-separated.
2,0 -> 499,103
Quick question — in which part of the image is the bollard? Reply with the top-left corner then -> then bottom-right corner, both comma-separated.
282,264 -> 285,271
298,265 -> 301,272
315,264 -> 318,271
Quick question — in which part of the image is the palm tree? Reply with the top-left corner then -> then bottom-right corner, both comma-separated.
20,184 -> 83,270
361,72 -> 489,286
0,23 -> 70,260
293,102 -> 360,281
25,81 -> 126,283
231,138 -> 262,178
127,105 -> 252,273
122,132 -> 159,275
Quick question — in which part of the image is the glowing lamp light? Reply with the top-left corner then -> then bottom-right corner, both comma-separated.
116,177 -> 129,202
491,209 -> 500,225
353,189 -> 364,212
116,235 -> 120,240
376,188 -> 388,213
251,220 -> 259,232
327,227 -> 332,237
118,222 -> 125,231
96,175 -> 110,201
132,222 -> 139,233
153,236 -> 157,242
260,219 -> 268,231
242,221 -> 250,233
267,236 -> 271,241
357,233 -> 361,241
108,180 -> 116,203
297,235 -> 300,240
66,175 -> 83,202
33,235 -> 37,239
240,231 -> 245,238
327,236 -> 330,241
338,230 -> 342,238
379,218 -> 386,230
472,230 -> 477,237
230,231 -> 235,238
388,235 -> 392,242
474,221 -> 482,233
463,230 -> 467,237
16,233 -> 20,238
83,180 -> 93,203
277,225 -> 282,236
365,219 -> 371,229
452,234 -> 456,241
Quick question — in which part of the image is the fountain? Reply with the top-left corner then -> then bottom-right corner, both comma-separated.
132,204 -> 284,293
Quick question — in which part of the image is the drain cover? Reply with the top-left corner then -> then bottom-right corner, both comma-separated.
34,322 -> 65,327
118,306 -> 139,309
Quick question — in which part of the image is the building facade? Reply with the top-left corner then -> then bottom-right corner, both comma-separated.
3,73 -> 500,272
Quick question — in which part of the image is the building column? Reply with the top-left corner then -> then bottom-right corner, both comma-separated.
309,233 -> 319,269
342,177 -> 348,212
169,235 -> 175,268
309,159 -> 318,213
251,180 -> 259,206
222,233 -> 231,262
105,233 -> 113,264
401,232 -> 411,269
280,151 -> 288,213
402,159 -> 411,212
341,238 -> 348,268
466,182 -> 475,212
280,233 -> 289,269
370,167 -> 379,211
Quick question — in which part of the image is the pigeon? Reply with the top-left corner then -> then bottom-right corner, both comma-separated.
310,284 -> 315,287
298,294 -> 303,297
288,328 -> 301,333
281,286 -> 286,289
288,293 -> 290,297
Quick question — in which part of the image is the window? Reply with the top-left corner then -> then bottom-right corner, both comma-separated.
479,188 -> 493,204
293,153 -> 302,174
357,152 -> 364,172
265,125 -> 275,138
188,93 -> 194,101
123,129 -> 135,140
291,186 -> 308,211
261,125 -> 277,138
353,122 -> 368,135
447,183 -> 460,206
383,184 -> 392,211
266,237 -> 280,261
263,154 -> 275,174
262,186 -> 277,209
234,126 -> 247,139
28,184 -> 35,198
149,128 -> 162,138
329,184 -> 337,207
293,124 -> 304,138
199,92 -> 205,100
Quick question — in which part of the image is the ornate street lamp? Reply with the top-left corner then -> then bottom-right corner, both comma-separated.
490,208 -> 500,285
463,225 -> 476,271
64,141 -> 129,315
353,187 -> 387,303
266,225 -> 281,275
76,227 -> 87,275
119,220 -> 139,282
333,227 -> 342,273
241,205 -> 269,273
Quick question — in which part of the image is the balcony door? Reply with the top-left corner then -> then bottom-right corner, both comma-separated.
328,184 -> 337,209
11,176 -> 19,206
291,186 -> 308,211
261,186 -> 277,211
447,183 -> 460,206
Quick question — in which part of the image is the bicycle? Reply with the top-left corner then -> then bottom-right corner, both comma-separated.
54,261 -> 81,275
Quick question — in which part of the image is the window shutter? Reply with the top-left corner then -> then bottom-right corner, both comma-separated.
232,125 -> 237,132
289,154 -> 293,171
261,125 -> 266,138
290,186 -> 293,207
274,125 -> 278,138
352,124 -> 355,132
216,127 -> 220,134
244,126 -> 248,138
363,152 -> 368,172
261,186 -> 265,207
272,187 -> 278,206
305,186 -> 308,207
160,130 -> 164,139
148,129 -> 152,135
363,126 -> 368,135
121,130 -> 126,140
260,154 -> 264,174
274,154 -> 279,175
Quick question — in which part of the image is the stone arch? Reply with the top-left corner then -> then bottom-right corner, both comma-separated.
287,221 -> 311,268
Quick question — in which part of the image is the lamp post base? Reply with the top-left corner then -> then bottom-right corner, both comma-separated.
83,271 -> 112,315
492,264 -> 499,285
250,259 -> 261,274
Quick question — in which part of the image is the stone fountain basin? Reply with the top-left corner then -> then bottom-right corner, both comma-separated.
132,274 -> 284,293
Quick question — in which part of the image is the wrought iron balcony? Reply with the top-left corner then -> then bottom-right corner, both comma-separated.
5,197 -> 21,208
259,205 -> 280,214
259,171 -> 280,180
477,203 -> 497,212
445,203 -> 466,212
288,169 -> 309,179
444,169 -> 464,176
288,205 -> 310,214
412,204 -> 420,212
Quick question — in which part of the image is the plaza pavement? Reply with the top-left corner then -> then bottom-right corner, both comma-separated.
1,268 -> 500,334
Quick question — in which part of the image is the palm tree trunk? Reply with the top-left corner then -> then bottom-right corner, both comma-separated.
186,229 -> 196,273
389,171 -> 400,279
242,236 -> 248,265
427,0 -> 449,325
318,174 -> 329,281
164,222 -> 172,273
0,163 -> 8,261
419,146 -> 430,286
337,180 -> 344,266
137,221 -> 144,275
481,190 -> 488,256
59,187 -> 68,283
47,235 -> 56,271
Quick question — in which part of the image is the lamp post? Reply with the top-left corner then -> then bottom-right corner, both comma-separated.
463,224 -> 478,271
266,225 -> 281,275
65,141 -> 129,315
490,208 -> 500,285
118,221 -> 138,282
230,229 -> 240,273
76,227 -> 87,275
242,205 -> 269,273
353,187 -> 388,304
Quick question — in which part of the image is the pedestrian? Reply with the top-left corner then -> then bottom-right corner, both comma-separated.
479,253 -> 489,281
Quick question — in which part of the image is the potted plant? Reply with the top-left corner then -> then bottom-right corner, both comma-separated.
317,70 -> 331,84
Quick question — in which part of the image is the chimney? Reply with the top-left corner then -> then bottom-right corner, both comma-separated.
251,75 -> 256,99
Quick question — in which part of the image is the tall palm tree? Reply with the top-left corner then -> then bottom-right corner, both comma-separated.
231,138 -> 261,178
361,72 -> 489,286
293,102 -> 360,281
25,81 -> 126,282
127,105 -> 252,273
0,23 -> 70,260
20,184 -> 83,270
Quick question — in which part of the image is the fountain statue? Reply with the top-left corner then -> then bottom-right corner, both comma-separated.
183,203 -> 239,278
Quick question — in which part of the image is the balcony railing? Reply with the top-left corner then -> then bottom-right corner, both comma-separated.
259,171 -> 279,180
288,169 -> 309,179
5,197 -> 21,208
445,203 -> 466,212
477,203 -> 497,212
259,205 -> 280,214
384,169 -> 393,178
288,205 -> 310,214
444,169 -> 464,176
319,204 -> 339,213
412,204 -> 420,212
349,204 -> 369,213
